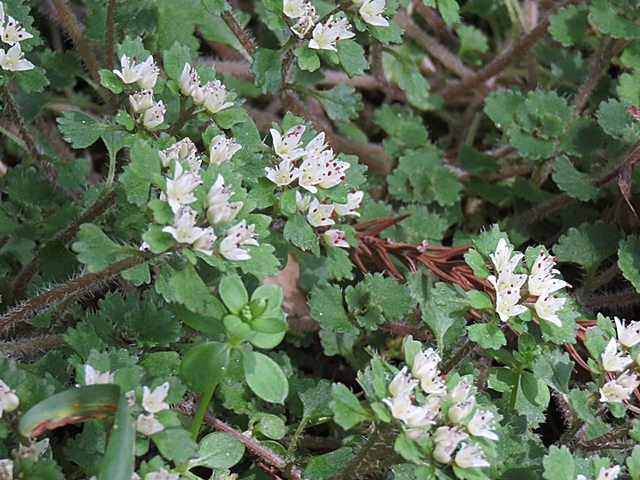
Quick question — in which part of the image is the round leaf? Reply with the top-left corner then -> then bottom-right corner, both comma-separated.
180,342 -> 230,393
219,276 -> 248,314
189,432 -> 245,469
241,350 -> 289,404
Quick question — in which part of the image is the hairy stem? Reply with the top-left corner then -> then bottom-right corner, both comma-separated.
176,401 -> 304,480
50,0 -> 110,105
12,189 -> 118,301
0,84 -> 41,161
0,334 -> 65,361
105,0 -> 117,71
441,338 -> 476,374
1,252 -> 153,336
576,420 -> 632,452
329,423 -> 402,480
221,11 -> 256,59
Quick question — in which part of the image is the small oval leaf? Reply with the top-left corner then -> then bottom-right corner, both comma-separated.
219,276 -> 248,314
180,342 -> 230,393
241,349 -> 288,404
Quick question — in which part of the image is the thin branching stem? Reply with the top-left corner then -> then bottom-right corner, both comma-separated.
0,334 -> 65,361
437,0 -> 579,102
0,84 -> 42,161
220,11 -> 257,58
576,420 -> 633,452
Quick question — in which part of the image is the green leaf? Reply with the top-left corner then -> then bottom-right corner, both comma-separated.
597,98 -> 640,142
99,393 -> 135,480
120,139 -> 162,206
309,284 -> 358,334
152,427 -> 198,462
590,0 -> 640,40
252,413 -> 286,439
250,48 -> 282,93
20,385 -> 120,437
213,107 -> 247,129
436,0 -> 460,25
467,323 -> 507,349
336,40 -> 369,78
15,67 -> 50,93
241,349 -> 289,404
283,211 -> 319,253
202,0 -> 230,14
485,89 -> 524,129
325,246 -> 354,281
542,446 -> 574,480
163,42 -> 193,80
99,69 -> 124,94
552,155 -> 599,201
549,6 -> 589,46
312,83 -> 362,122
619,236 -> 640,292
464,249 -> 490,279
72,224 -> 126,273
627,445 -> 640,480
303,447 -> 354,480
374,104 -> 430,149
467,291 -> 493,309
554,222 -> 620,273
180,342 -> 230,393
57,111 -> 109,149
219,276 -> 248,314
190,432 -> 244,469
397,60 -> 441,111
299,380 -> 333,421
329,383 -> 370,430
295,46 -> 321,72
531,349 -> 573,394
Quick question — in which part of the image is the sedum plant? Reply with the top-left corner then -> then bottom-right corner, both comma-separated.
4,0 -> 640,479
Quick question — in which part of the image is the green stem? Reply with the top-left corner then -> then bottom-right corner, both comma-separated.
509,372 -> 521,411
189,384 -> 217,441
284,418 -> 308,463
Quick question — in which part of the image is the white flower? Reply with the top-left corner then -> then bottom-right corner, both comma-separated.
388,367 -> 417,397
129,89 -> 155,113
316,158 -> 350,189
412,349 -> 446,396
162,208 -> 207,245
534,291 -> 565,327
432,426 -> 468,464
309,15 -> 355,52
322,230 -> 349,248
142,382 -> 170,414
136,56 -> 159,89
209,135 -> 242,164
0,43 -> 33,71
163,161 -> 202,213
158,138 -> 199,169
382,394 -> 435,428
178,63 -> 200,96
16,438 -> 49,460
192,80 -> 234,114
141,100 -> 166,130
145,469 -> 179,480
296,190 -> 313,211
136,413 -> 165,436
271,125 -> 307,162
527,250 -> 567,296
487,269 -> 527,322
615,317 -> 640,348
490,238 -> 523,273
359,0 -> 389,26
599,371 -> 639,403
83,364 -> 114,385
601,337 -> 633,372
0,459 -> 12,480
467,410 -> 499,440
206,175 -> 243,225
307,198 -> 335,227
455,443 -> 490,468
219,220 -> 259,261
0,379 -> 18,417
283,0 -> 306,18
265,159 -> 302,187
192,227 -> 217,256
334,190 -> 363,217
113,54 -> 142,84
595,465 -> 620,480
448,376 -> 472,403
448,397 -> 476,425
1,15 -> 33,45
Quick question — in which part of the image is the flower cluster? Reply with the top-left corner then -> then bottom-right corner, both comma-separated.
178,63 -> 234,115
597,317 -> 640,404
309,14 -> 355,52
283,0 -> 319,38
0,379 -> 18,418
114,54 -> 165,130
351,0 -> 389,27
155,136 -> 255,261
265,124 -> 363,248
0,3 -> 34,72
135,382 -> 170,436
487,239 -> 568,326
383,348 -> 498,469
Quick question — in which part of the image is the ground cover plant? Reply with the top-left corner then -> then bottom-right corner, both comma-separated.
4,0 -> 640,478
